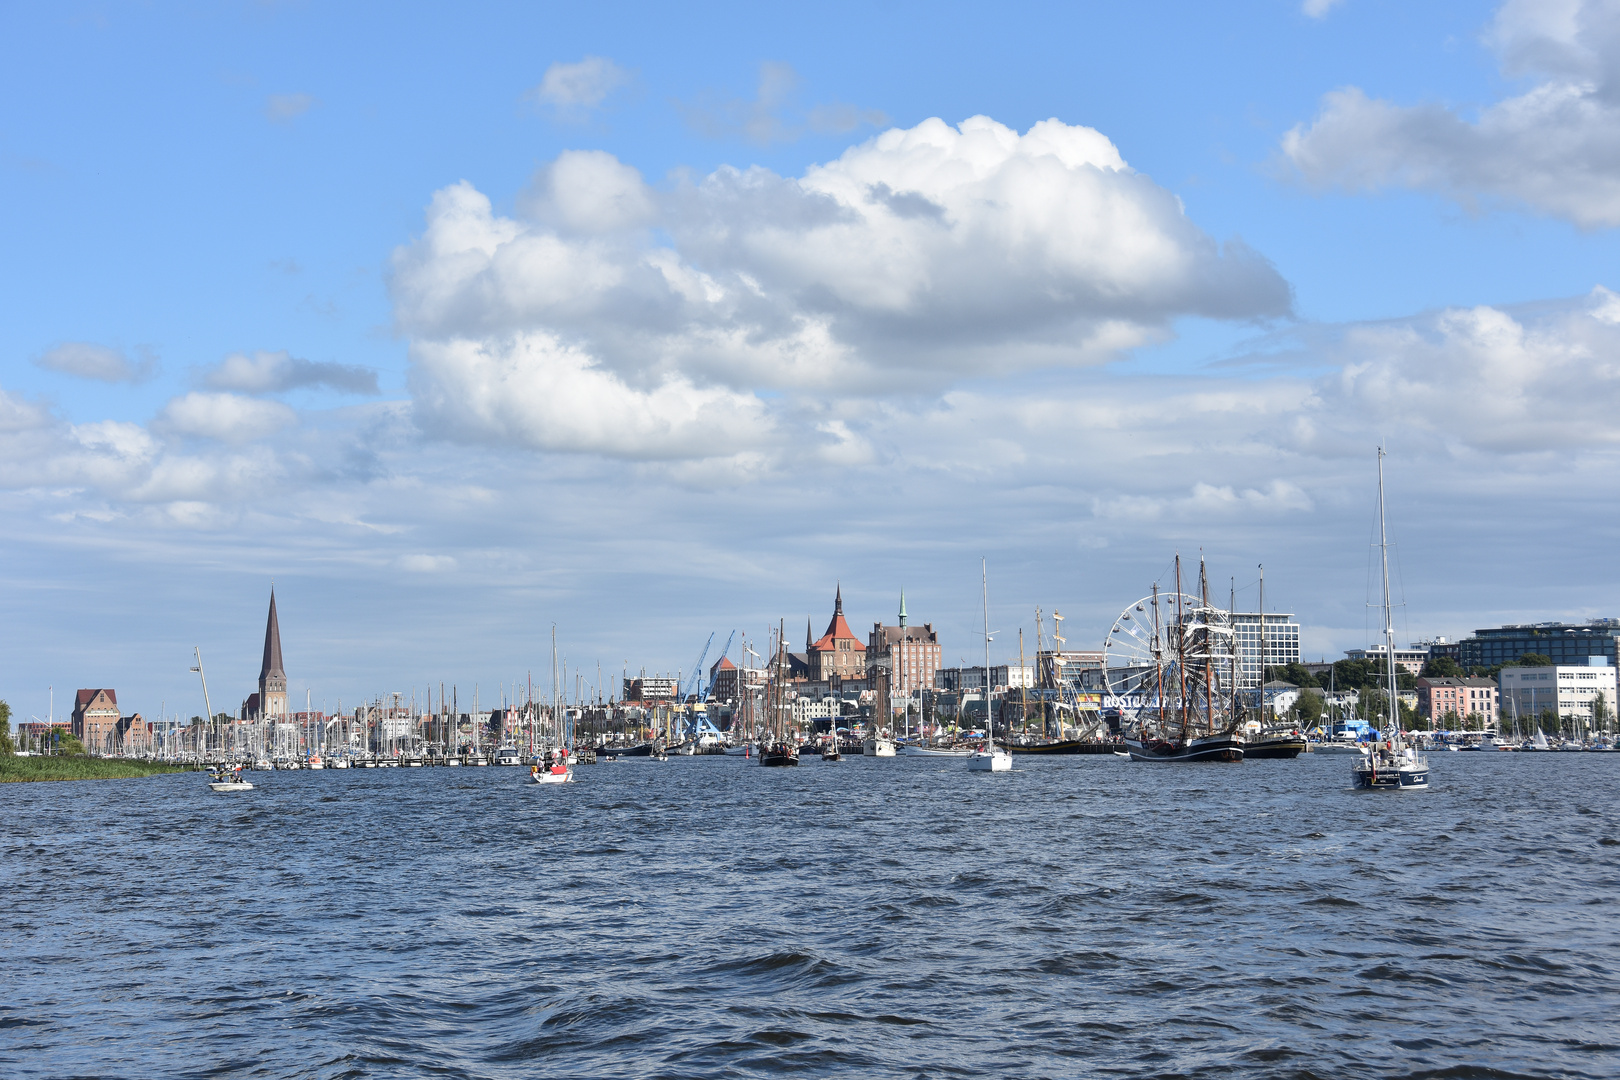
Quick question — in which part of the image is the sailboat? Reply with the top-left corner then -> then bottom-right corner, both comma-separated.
1352,448 -> 1430,790
969,559 -> 1012,773
533,627 -> 575,784
861,729 -> 896,756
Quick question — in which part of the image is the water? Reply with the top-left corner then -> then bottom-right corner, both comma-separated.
3,752 -> 1618,1079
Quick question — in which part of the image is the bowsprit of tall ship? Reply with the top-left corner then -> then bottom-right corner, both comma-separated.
1352,448 -> 1430,791
1105,555 -> 1244,763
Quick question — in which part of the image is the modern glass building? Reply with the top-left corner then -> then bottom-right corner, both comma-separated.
1456,621 -> 1620,669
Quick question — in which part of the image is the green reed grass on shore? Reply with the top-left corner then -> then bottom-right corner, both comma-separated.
0,755 -> 194,782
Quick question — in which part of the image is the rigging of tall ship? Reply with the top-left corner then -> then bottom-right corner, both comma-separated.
758,621 -> 800,767
1106,554 -> 1245,763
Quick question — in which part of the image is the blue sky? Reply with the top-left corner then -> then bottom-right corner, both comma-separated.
4,0 -> 1620,723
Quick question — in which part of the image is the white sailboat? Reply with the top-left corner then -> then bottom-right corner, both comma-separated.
533,626 -> 575,784
861,730 -> 896,756
1352,447 -> 1430,791
969,559 -> 1012,773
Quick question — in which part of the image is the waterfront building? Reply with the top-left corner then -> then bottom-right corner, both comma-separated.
622,674 -> 678,702
1417,677 -> 1499,722
708,656 -> 739,703
1456,620 -> 1620,669
807,586 -> 866,682
935,665 -> 1034,692
792,696 -> 839,725
1038,650 -> 1106,692
868,590 -> 941,721
240,589 -> 288,722
1345,642 -> 1430,674
1232,612 -> 1300,689
1500,660 -> 1617,726
72,689 -> 120,754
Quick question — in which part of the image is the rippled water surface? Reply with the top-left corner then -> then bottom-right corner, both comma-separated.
4,752 -> 1619,1079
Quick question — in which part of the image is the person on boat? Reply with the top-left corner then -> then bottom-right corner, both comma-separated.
530,764 -> 539,779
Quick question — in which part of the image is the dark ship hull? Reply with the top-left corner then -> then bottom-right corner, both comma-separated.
1125,733 -> 1243,763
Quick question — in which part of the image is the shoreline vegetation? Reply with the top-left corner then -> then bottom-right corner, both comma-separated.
0,756 -> 194,783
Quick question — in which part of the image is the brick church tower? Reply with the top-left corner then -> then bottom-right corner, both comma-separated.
258,588 -> 288,719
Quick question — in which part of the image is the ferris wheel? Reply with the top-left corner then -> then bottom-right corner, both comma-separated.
1103,590 -> 1238,733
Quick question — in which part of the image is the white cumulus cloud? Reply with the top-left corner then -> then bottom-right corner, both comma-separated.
390,116 -> 1290,460
1283,0 -> 1620,227
158,392 -> 298,444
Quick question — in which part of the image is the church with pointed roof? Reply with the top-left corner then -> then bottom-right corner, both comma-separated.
240,588 -> 288,721
807,585 -> 867,682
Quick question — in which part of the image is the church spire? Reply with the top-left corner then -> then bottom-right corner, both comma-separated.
835,582 -> 843,615
899,588 -> 908,628
806,617 -> 813,651
260,588 -> 284,681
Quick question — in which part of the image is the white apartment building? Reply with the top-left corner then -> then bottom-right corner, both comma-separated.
1345,642 -> 1431,674
791,696 -> 839,724
1500,660 -> 1617,726
1232,613 -> 1301,689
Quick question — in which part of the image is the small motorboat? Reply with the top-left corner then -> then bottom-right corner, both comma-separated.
207,766 -> 254,792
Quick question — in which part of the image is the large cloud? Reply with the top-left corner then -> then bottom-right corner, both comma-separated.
1283,0 -> 1620,227
391,116 -> 1290,459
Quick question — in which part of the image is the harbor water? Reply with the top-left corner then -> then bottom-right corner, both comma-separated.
3,752 -> 1618,1079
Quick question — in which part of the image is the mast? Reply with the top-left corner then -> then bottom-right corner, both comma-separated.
1018,628 -> 1028,742
1152,583 -> 1165,731
1201,556 -> 1214,736
982,558 -> 993,746
1259,563 -> 1267,725
1175,555 -> 1189,743
1378,447 -> 1400,745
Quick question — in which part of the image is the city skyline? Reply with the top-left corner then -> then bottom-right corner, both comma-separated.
6,1 -> 1620,721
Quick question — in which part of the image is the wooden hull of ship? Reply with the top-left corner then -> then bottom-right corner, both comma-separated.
1243,733 -> 1307,759
1007,739 -> 1126,756
1125,734 -> 1244,763
759,746 -> 799,767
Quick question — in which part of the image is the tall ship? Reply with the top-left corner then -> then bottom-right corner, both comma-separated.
1106,555 -> 1244,762
759,622 -> 799,767
1352,448 -> 1430,790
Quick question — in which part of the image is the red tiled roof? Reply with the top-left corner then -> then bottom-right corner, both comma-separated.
810,612 -> 866,652
76,688 -> 117,707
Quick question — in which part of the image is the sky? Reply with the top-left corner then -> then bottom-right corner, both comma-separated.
5,0 -> 1620,723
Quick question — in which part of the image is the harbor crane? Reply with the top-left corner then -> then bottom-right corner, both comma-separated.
680,632 -> 715,704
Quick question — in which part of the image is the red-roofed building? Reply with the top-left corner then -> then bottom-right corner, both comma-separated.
808,586 -> 866,682
708,655 -> 739,702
